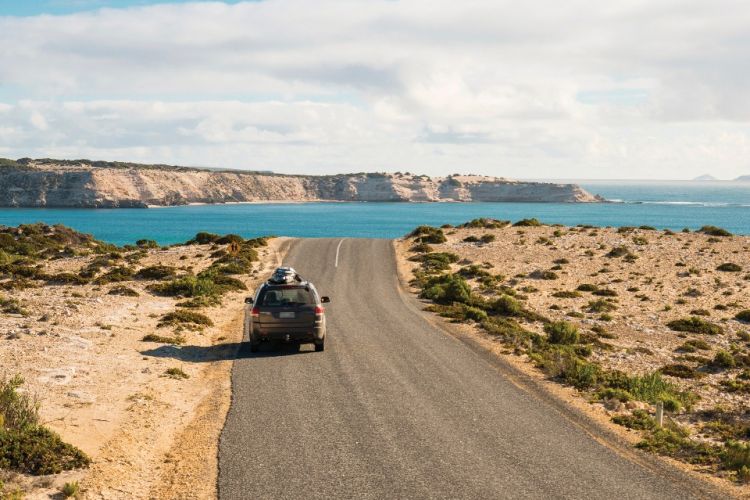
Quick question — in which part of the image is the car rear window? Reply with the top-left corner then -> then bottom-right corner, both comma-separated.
259,287 -> 315,307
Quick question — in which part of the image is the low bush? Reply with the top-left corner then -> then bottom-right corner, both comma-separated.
722,441 -> 750,475
513,218 -> 543,227
612,410 -> 657,431
699,225 -> 732,237
552,290 -> 581,298
409,225 -> 446,244
576,283 -> 599,292
93,266 -> 135,285
0,296 -> 29,316
667,317 -> 723,335
0,375 -> 90,475
108,285 -> 139,297
717,263 -> 742,272
158,310 -> 213,328
676,339 -> 710,352
135,265 -> 177,280
713,350 -> 736,369
606,246 -> 633,258
135,239 -> 159,249
479,234 -> 496,244
141,333 -> 185,344
164,367 -> 189,380
592,288 -> 618,297
545,321 -> 579,344
459,218 -> 509,229
587,299 -> 617,313
187,232 -> 220,245
660,364 -> 704,379
735,310 -> 750,323
490,295 -> 523,316
44,272 -> 89,285
419,274 -> 471,305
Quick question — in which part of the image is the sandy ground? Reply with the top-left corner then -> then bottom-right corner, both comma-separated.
396,223 -> 750,493
0,237 -> 288,499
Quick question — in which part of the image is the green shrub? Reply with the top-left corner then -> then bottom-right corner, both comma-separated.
148,275 -> 217,298
612,410 -> 657,430
660,364 -> 704,379
416,252 -> 460,272
215,234 -> 244,245
592,288 -> 618,297
135,239 -> 159,249
459,218 -> 509,229
552,290 -> 581,298
0,296 -> 29,316
667,317 -> 723,335
722,441 -> 750,474
531,270 -> 558,280
158,310 -> 213,328
0,426 -> 91,475
61,481 -> 80,498
0,375 -> 89,475
479,234 -> 496,244
408,226 -> 447,244
135,265 -> 177,280
713,350 -> 736,369
188,232 -> 220,244
43,272 -> 88,286
490,295 -> 523,316
463,236 -> 479,243
463,306 -> 488,323
513,218 -> 542,227
676,339 -> 710,352
735,310 -> 750,323
410,242 -> 433,253
141,333 -> 185,344
699,225 -> 732,237
717,263 -> 742,272
108,285 -> 139,297
587,299 -> 617,313
544,321 -> 580,344
576,283 -> 598,292
93,266 -> 135,285
164,367 -> 189,380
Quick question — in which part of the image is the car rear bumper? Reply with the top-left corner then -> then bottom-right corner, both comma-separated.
253,326 -> 324,342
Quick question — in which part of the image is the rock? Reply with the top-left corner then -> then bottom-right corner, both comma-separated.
0,160 -> 604,207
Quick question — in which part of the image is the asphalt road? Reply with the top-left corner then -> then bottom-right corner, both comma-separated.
219,238 -> 717,499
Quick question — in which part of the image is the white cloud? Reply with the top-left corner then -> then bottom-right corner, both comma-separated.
0,0 -> 749,178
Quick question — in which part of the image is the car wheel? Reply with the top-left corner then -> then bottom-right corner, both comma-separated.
249,335 -> 260,353
314,340 -> 325,352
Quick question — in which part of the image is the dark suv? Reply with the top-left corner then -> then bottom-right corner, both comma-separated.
244,267 -> 330,352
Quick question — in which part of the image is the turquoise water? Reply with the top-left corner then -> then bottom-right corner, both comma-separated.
0,181 -> 748,245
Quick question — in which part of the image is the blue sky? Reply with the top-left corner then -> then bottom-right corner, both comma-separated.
0,0 -> 748,179
0,1 -> 245,16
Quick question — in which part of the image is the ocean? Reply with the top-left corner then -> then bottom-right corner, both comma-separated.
0,181 -> 748,245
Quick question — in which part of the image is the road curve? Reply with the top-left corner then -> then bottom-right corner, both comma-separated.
219,238 -> 716,499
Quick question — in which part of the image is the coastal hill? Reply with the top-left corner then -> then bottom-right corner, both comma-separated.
692,174 -> 718,181
0,158 -> 603,208
735,175 -> 750,182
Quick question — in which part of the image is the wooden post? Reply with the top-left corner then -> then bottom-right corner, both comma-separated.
655,402 -> 664,427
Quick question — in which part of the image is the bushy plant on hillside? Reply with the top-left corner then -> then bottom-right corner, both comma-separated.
409,225 -> 447,244
0,375 -> 89,475
699,225 -> 732,237
667,317 -> 723,335
513,218 -> 542,227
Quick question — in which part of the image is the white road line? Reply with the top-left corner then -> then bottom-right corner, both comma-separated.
335,238 -> 345,268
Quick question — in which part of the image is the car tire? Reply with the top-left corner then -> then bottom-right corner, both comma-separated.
314,340 -> 324,352
249,335 -> 260,353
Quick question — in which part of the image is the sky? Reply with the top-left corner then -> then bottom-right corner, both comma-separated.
0,1 -> 749,179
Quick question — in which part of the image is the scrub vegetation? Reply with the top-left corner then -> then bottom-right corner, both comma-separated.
403,219 -> 750,485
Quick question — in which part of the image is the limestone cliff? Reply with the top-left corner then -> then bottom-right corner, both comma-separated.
0,159 -> 604,207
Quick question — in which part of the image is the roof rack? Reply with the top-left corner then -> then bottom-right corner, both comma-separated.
268,266 -> 304,284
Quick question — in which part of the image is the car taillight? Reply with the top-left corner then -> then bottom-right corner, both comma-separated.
314,306 -> 325,315
251,307 -> 260,318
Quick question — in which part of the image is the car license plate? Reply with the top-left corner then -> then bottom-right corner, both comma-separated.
279,312 -> 296,319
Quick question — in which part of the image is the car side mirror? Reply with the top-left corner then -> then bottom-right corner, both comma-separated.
245,296 -> 254,304
321,296 -> 331,303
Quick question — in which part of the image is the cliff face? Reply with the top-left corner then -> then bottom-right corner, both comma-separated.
0,159 -> 604,207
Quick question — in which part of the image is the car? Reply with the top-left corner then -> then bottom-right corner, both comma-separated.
244,267 -> 330,352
